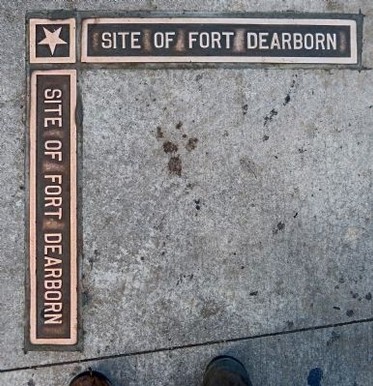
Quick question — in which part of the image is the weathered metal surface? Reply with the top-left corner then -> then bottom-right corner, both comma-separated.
29,18 -> 76,64
28,70 -> 77,345
81,16 -> 360,64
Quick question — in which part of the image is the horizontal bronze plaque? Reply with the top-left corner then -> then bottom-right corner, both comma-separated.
29,70 -> 77,345
81,17 -> 359,64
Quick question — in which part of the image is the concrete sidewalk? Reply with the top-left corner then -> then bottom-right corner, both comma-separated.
0,1 -> 372,385
1,322 -> 372,385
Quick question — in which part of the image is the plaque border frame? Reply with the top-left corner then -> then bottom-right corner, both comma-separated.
81,17 -> 358,65
28,69 -> 78,346
29,18 -> 76,64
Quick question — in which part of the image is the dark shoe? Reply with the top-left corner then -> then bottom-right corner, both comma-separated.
69,369 -> 112,386
202,355 -> 253,386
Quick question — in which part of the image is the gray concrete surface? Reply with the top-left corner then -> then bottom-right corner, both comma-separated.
0,1 -> 372,385
1,322 -> 373,385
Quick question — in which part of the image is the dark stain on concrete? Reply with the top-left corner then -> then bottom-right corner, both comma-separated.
82,290 -> 91,306
351,291 -> 359,299
326,331 -> 340,347
273,221 -> 285,234
176,273 -> 194,286
242,104 -> 248,115
240,158 -> 259,178
366,292 -> 372,300
249,291 -> 258,296
298,147 -> 307,154
283,76 -> 298,106
88,249 -> 100,270
307,368 -> 323,386
186,137 -> 198,151
156,126 -> 164,139
156,124 -> 198,176
287,321 -> 294,329
27,380 -> 35,386
264,108 -> 278,126
168,156 -> 182,176
163,141 -> 178,154
283,94 -> 291,105
263,134 -> 269,141
325,0 -> 341,11
194,199 -> 201,210
346,309 -> 354,317
201,302 -> 221,318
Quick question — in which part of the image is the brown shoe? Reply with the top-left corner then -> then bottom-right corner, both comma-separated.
202,356 -> 253,386
69,369 -> 112,386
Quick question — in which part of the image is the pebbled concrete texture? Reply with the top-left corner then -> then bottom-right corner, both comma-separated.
80,67 -> 373,353
0,0 -> 372,385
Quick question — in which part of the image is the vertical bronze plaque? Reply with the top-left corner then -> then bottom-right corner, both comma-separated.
29,70 -> 77,345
